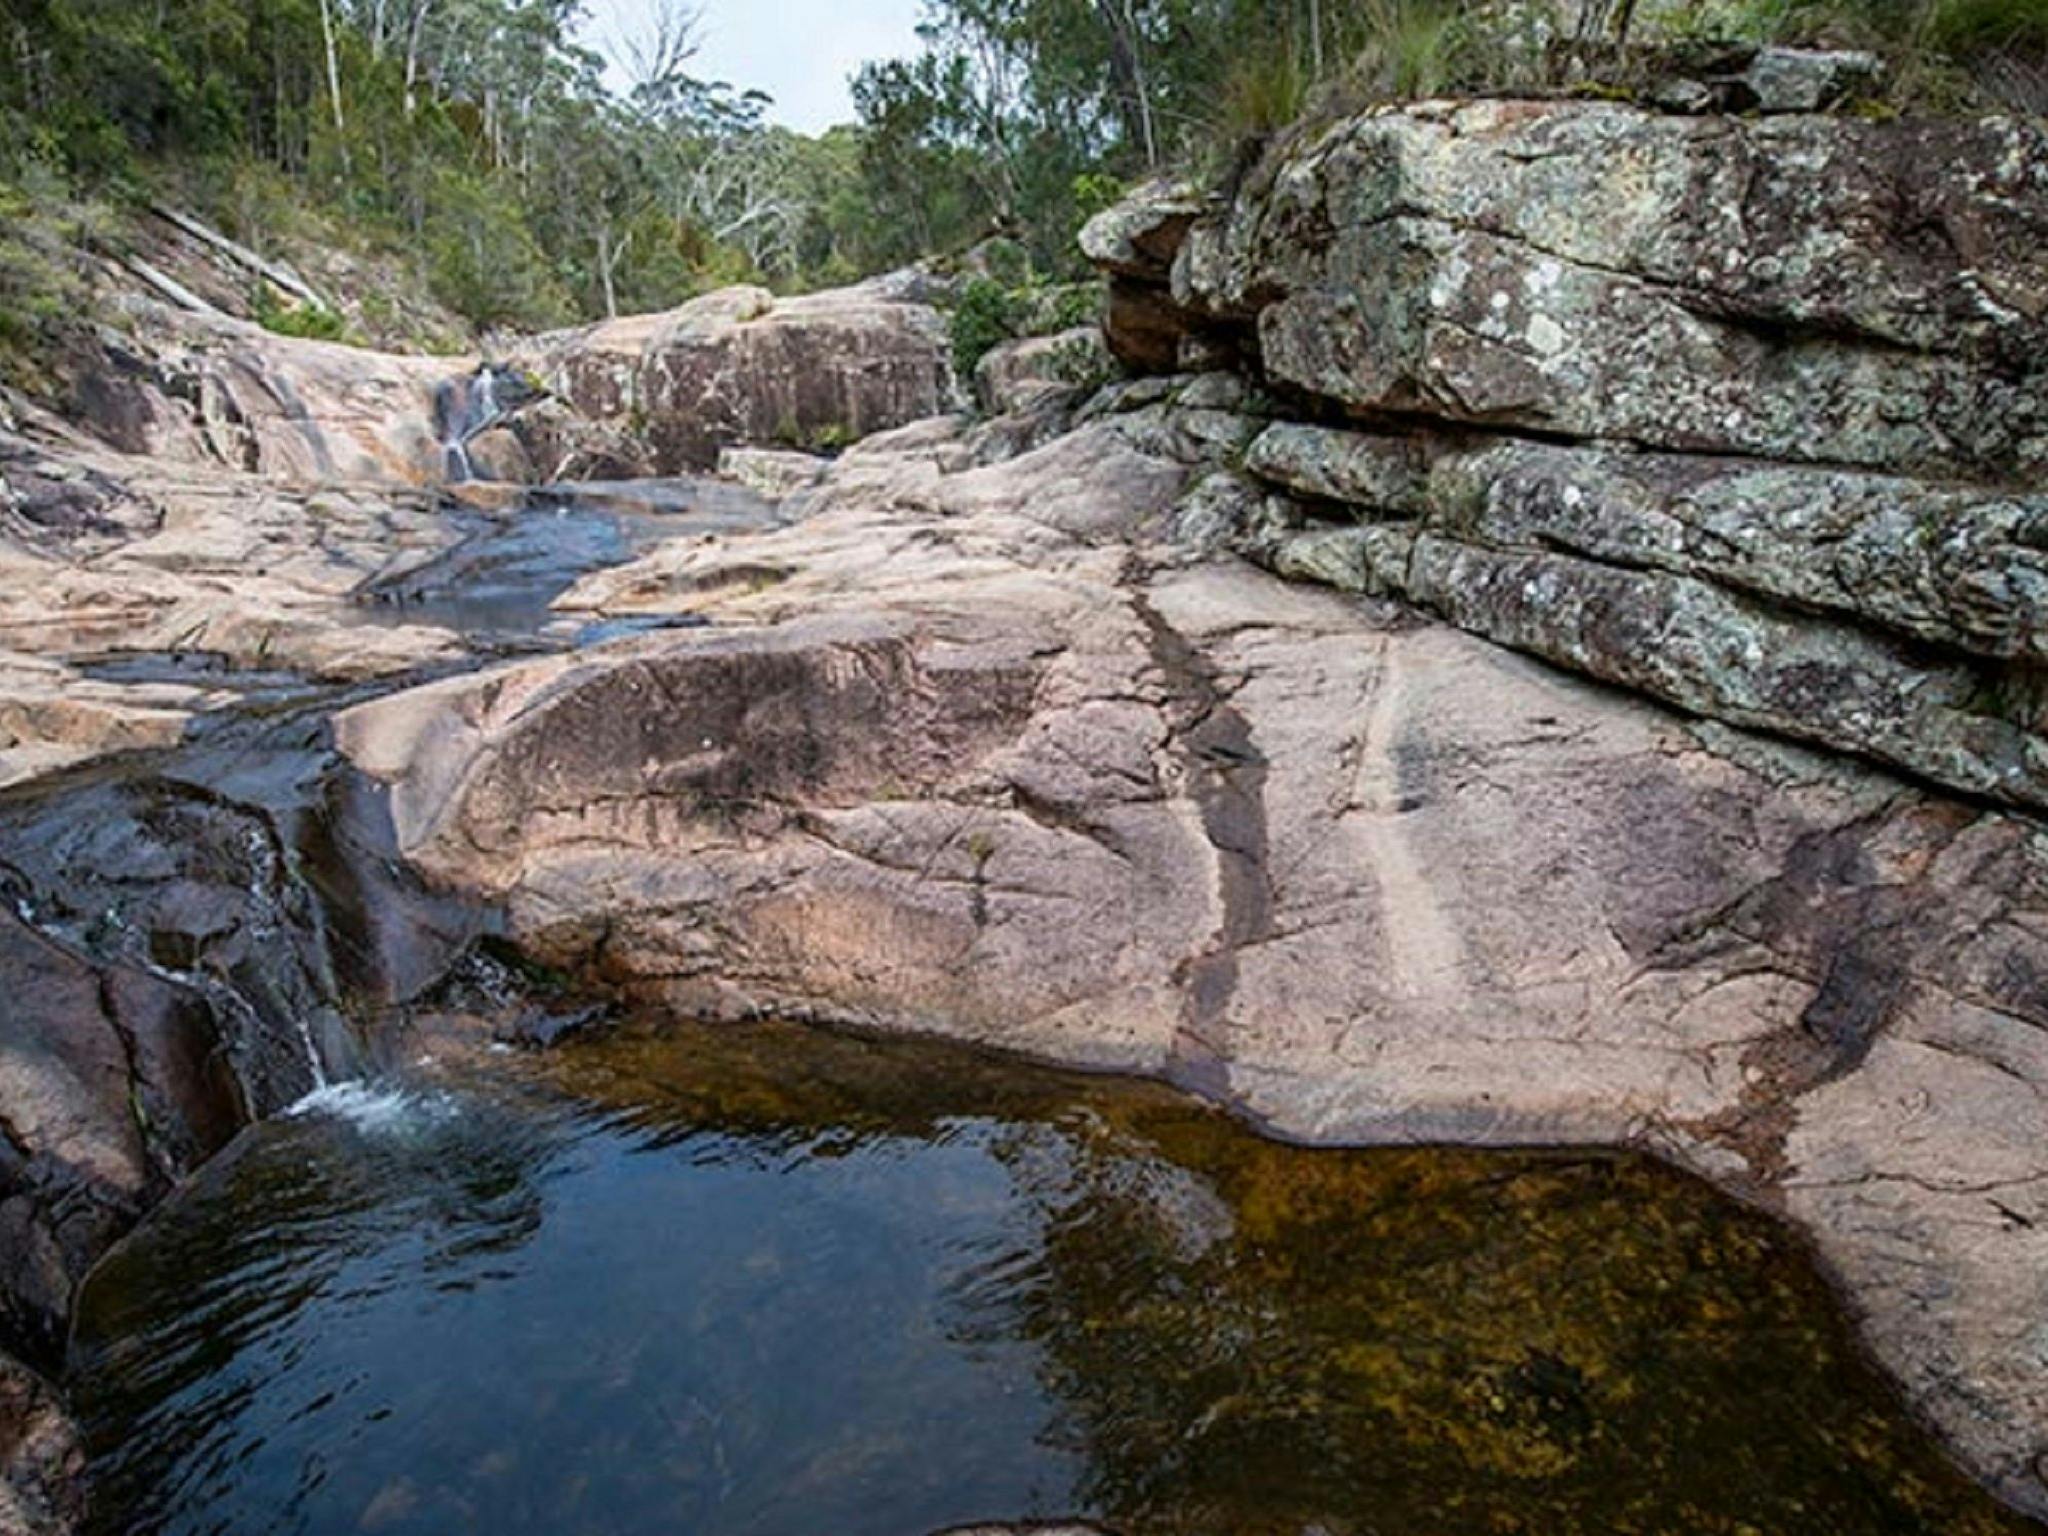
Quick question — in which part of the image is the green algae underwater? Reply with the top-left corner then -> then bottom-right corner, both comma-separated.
70,1016 -> 2042,1536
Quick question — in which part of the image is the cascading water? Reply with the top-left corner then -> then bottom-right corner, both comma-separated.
434,363 -> 527,484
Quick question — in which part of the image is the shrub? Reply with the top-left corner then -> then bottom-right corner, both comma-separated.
252,287 -> 350,342
948,276 -> 1027,378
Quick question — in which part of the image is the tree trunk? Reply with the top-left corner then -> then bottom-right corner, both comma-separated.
1093,0 -> 1158,168
597,225 -> 618,319
317,0 -> 350,173
404,0 -> 432,118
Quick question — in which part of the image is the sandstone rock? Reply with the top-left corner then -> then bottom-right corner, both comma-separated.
975,327 -> 1114,414
339,424 -> 2048,1517
716,446 -> 830,500
520,280 -> 955,472
506,399 -> 655,483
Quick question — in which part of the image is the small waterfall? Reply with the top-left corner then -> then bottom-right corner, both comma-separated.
295,1017 -> 330,1091
434,364 -> 528,486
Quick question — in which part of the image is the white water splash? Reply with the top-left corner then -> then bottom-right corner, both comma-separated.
294,1017 -> 330,1091
288,1081 -> 452,1136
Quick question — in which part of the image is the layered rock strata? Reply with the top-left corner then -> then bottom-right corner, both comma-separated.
1088,97 -> 2048,816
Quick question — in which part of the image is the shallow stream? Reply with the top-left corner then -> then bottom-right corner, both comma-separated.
70,1018 -> 2038,1536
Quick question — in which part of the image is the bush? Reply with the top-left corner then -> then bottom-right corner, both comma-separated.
948,276 -> 1028,378
0,166 -> 106,388
422,172 -> 574,333
252,289 -> 350,342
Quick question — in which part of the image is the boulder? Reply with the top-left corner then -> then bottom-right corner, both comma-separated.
974,327 -> 1115,414
1078,179 -> 1204,282
520,280 -> 956,472
1080,180 -> 1231,374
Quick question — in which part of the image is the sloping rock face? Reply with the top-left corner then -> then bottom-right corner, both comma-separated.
59,307 -> 468,488
519,279 -> 956,473
338,411 -> 2048,1520
0,406 -> 469,785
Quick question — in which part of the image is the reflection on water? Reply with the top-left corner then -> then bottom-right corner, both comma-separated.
73,1018 -> 2038,1536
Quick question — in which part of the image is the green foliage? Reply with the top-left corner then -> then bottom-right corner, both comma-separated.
950,276 -> 1029,378
251,287 -> 349,341
1219,44 -> 1315,141
0,163 -> 106,386
948,268 -> 1108,387
421,170 -> 573,332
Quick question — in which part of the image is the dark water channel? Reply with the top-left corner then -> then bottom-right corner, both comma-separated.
69,1018 -> 2038,1536
355,476 -> 779,647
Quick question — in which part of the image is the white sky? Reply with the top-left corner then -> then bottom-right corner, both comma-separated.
577,0 -> 928,134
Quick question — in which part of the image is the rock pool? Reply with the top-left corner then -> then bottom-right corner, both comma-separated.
70,1019 -> 2040,1536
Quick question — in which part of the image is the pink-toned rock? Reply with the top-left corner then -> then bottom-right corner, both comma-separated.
67,306 -> 470,487
338,423 -> 2048,1520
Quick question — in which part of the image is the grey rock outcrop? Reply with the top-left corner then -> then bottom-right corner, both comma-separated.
975,327 -> 1114,415
1231,424 -> 2048,809
1074,99 -> 2048,818
1168,100 -> 2047,477
518,280 -> 955,472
